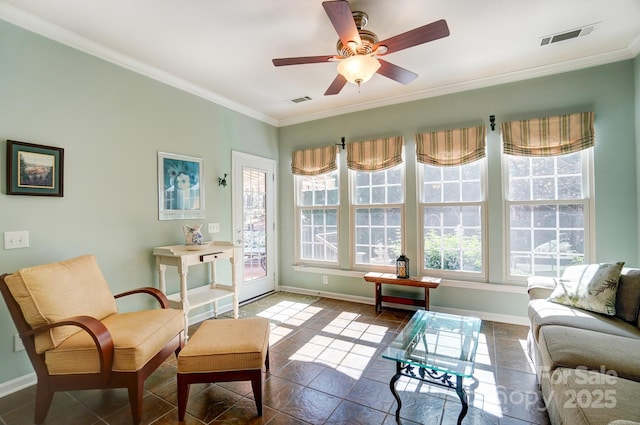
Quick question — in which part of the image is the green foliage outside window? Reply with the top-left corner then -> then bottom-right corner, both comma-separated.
424,230 -> 482,272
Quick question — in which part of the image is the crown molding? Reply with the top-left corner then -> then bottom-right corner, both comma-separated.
2,2 -> 636,129
629,34 -> 640,57
277,48 -> 635,127
0,2 -> 279,127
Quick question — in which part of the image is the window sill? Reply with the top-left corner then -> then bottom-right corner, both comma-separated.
291,265 -> 527,294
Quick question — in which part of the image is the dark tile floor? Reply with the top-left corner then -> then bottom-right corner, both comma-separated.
0,296 -> 550,425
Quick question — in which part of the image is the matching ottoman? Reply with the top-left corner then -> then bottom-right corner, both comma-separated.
177,317 -> 270,420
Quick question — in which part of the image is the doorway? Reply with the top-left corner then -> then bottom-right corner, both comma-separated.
232,151 -> 277,302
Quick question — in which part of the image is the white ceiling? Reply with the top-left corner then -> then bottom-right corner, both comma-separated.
2,0 -> 640,127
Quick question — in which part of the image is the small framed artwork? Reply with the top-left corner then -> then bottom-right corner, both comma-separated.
158,152 -> 205,220
6,140 -> 64,197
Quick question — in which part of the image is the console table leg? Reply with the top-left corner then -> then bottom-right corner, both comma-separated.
455,376 -> 468,425
390,363 -> 403,422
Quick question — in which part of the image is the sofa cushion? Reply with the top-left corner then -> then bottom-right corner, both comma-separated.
547,262 -> 624,316
543,367 -> 640,425
538,325 -> 640,382
528,299 -> 640,342
44,308 -> 184,374
616,268 -> 640,323
5,255 -> 118,353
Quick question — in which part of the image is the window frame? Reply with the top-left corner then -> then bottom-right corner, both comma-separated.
417,158 -> 488,281
502,148 -> 595,283
349,163 -> 406,272
294,170 -> 340,267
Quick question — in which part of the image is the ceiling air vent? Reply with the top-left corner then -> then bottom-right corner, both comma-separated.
540,23 -> 597,46
288,96 -> 312,104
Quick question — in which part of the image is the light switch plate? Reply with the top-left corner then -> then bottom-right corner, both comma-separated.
4,231 -> 30,249
208,223 -> 220,233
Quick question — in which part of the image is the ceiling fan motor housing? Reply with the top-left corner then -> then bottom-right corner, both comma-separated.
336,10 -> 378,57
337,29 -> 378,56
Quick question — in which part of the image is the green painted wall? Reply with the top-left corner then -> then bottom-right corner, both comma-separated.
0,18 -> 638,388
278,60 -> 638,319
636,54 -> 640,262
0,21 -> 278,384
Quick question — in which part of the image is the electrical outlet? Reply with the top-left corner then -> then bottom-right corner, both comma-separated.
4,231 -> 30,249
208,223 -> 220,233
14,334 -> 24,352
322,275 -> 328,285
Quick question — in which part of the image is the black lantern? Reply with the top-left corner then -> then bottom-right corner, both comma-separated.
396,253 -> 410,278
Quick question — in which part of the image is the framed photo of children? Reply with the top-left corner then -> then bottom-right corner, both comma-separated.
157,152 -> 205,220
6,140 -> 64,197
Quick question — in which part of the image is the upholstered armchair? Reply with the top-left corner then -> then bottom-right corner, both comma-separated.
0,255 -> 185,424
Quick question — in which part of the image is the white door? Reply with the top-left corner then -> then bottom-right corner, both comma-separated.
232,151 -> 277,302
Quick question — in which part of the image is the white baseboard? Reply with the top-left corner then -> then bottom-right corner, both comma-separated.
278,285 -> 529,326
0,372 -> 36,399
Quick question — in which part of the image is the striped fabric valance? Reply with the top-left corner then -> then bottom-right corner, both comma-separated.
291,145 -> 338,176
501,112 -> 594,156
415,125 -> 486,166
346,136 -> 403,171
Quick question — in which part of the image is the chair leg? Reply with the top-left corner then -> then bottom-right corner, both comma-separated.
127,377 -> 145,425
177,375 -> 190,421
265,349 -> 270,370
250,370 -> 263,416
34,386 -> 54,424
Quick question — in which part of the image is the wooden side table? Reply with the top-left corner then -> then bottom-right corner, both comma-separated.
153,242 -> 240,341
363,272 -> 441,313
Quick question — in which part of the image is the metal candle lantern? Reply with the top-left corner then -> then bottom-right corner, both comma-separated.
396,253 -> 410,278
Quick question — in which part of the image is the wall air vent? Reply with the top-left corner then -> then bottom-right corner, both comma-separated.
540,23 -> 597,46
288,96 -> 312,104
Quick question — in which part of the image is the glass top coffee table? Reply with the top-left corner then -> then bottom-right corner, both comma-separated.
382,310 -> 482,424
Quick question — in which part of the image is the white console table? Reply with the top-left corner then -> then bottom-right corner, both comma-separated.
153,242 -> 240,339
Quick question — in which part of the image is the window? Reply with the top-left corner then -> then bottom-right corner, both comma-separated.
505,150 -> 592,279
352,164 -> 404,268
296,171 -> 339,264
419,160 -> 486,279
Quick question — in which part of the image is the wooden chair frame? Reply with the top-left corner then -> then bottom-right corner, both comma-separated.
0,274 -> 184,424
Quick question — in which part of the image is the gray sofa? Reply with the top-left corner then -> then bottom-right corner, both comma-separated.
527,268 -> 640,425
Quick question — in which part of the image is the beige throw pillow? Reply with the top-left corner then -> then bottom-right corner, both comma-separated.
547,262 -> 624,316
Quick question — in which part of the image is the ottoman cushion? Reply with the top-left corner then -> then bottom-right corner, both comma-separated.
178,317 -> 269,374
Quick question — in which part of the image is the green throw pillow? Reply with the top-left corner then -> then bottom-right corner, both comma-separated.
547,262 -> 624,316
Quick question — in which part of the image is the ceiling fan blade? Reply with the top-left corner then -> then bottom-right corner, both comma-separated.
324,74 -> 348,95
375,19 -> 450,55
377,59 -> 418,85
323,0 -> 361,48
272,55 -> 336,66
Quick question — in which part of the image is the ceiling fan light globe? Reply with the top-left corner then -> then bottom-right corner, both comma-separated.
337,55 -> 381,86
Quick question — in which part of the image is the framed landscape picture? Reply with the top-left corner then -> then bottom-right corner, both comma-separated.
6,140 -> 64,197
158,152 -> 205,220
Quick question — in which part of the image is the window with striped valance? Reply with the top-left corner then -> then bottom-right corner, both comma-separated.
291,145 -> 338,176
346,136 -> 403,171
415,125 -> 486,166
501,112 -> 594,156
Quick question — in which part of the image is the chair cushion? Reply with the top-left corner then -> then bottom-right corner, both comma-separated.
45,308 -> 184,374
178,318 -> 270,374
5,255 -> 117,353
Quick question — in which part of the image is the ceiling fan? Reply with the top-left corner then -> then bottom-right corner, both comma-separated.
272,0 -> 450,96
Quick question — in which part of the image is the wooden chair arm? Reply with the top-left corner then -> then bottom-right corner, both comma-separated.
114,287 -> 170,309
22,315 -> 114,382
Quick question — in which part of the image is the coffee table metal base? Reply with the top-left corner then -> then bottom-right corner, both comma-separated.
390,362 -> 469,425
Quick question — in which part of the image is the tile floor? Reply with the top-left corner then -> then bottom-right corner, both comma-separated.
0,296 -> 550,425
